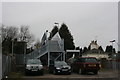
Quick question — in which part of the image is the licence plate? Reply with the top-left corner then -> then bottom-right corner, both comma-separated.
32,70 -> 38,71
89,64 -> 96,67
62,69 -> 68,71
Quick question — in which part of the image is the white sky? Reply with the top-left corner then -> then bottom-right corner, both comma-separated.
1,2 -> 118,51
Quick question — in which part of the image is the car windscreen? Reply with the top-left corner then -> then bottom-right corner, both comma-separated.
55,61 -> 68,66
27,59 -> 41,64
83,58 -> 98,63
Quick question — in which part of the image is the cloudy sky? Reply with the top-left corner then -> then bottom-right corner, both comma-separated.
2,2 -> 118,51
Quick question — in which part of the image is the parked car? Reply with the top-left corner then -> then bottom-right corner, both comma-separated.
71,57 -> 101,74
49,61 -> 71,75
25,59 -> 44,75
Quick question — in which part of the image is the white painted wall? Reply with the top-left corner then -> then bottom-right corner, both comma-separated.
82,53 -> 109,59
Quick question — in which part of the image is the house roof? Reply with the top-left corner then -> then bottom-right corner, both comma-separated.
51,32 -> 61,41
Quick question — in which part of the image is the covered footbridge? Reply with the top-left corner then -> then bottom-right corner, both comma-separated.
26,31 -> 65,66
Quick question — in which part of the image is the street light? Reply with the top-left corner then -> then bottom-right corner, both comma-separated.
54,22 -> 59,28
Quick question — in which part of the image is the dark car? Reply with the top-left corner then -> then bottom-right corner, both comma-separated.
25,59 -> 44,75
49,61 -> 71,75
71,57 -> 101,74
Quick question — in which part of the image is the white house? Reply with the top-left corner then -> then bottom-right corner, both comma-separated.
82,40 -> 109,60
82,49 -> 109,59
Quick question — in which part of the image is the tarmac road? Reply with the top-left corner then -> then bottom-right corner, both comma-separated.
22,70 -> 119,79
3,69 -> 119,80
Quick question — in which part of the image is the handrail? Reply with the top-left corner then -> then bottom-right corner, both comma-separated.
26,40 -> 64,61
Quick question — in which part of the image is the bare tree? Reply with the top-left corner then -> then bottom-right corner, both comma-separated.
1,25 -> 18,54
1,25 -> 35,54
1,25 -> 18,42
19,25 -> 35,47
34,39 -> 41,49
1,25 -> 35,46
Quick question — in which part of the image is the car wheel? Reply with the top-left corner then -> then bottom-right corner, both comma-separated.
49,70 -> 52,73
78,69 -> 85,74
53,70 -> 56,75
67,72 -> 71,75
25,70 -> 29,75
78,68 -> 82,74
41,71 -> 44,75
94,71 -> 98,74
38,70 -> 44,75
25,71 -> 27,75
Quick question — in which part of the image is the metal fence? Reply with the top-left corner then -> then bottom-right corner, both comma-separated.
15,54 -> 25,65
2,54 -> 25,78
2,55 -> 12,78
2,53 -> 120,79
100,59 -> 120,70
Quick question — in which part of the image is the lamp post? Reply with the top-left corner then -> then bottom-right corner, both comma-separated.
12,39 -> 14,55
54,22 -> 65,61
24,41 -> 27,64
110,40 -> 115,57
54,22 -> 62,60
23,36 -> 27,64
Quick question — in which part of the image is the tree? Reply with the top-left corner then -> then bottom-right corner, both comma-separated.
49,26 -> 58,40
1,25 -> 35,54
76,46 -> 80,50
82,47 -> 88,53
80,48 -> 83,56
59,23 -> 75,50
105,45 -> 116,55
19,25 -> 35,47
88,45 -> 91,50
1,25 -> 18,54
34,39 -> 41,49
105,45 -> 112,53
98,46 -> 104,52
1,25 -> 18,42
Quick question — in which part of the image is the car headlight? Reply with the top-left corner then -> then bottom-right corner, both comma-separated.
38,65 -> 43,69
56,67 -> 61,70
39,65 -> 43,67
68,66 -> 71,69
99,64 -> 102,68
26,65 -> 31,69
27,65 -> 30,67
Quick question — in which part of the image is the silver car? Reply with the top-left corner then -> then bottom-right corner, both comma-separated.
25,59 -> 44,75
